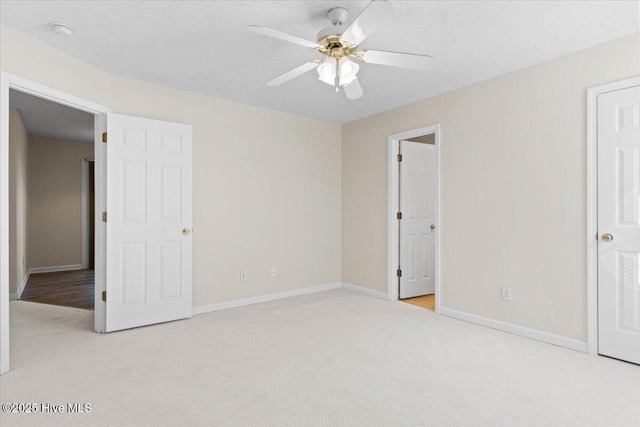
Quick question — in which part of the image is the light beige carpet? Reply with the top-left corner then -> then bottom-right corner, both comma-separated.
1,289 -> 638,427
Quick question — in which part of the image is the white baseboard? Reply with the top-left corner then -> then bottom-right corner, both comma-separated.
439,307 -> 588,353
192,282 -> 585,354
341,282 -> 388,300
10,270 -> 33,300
192,282 -> 342,315
15,270 -> 30,299
28,264 -> 83,274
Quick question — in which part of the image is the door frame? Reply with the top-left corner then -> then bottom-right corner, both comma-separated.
586,75 -> 640,356
387,124 -> 441,311
81,158 -> 95,269
0,71 -> 111,374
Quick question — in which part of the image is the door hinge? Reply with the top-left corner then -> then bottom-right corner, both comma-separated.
397,212 -> 402,220
102,132 -> 107,143
397,154 -> 403,162
101,291 -> 107,302
102,212 -> 107,222
397,269 -> 402,277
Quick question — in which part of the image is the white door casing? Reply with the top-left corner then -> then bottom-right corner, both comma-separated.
106,113 -> 192,332
399,140 -> 436,299
597,85 -> 640,365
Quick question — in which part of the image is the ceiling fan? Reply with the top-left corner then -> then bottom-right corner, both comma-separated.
248,0 -> 434,100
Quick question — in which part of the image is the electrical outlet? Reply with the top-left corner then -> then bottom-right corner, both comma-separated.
240,271 -> 247,282
270,267 -> 277,277
501,286 -> 512,302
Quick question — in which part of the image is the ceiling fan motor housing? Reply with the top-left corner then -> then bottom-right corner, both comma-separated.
317,25 -> 345,43
316,33 -> 357,59
315,7 -> 357,59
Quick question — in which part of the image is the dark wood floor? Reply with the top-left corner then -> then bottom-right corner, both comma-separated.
20,269 -> 95,310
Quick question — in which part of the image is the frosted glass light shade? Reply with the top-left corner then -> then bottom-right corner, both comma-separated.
317,57 -> 337,86
338,56 -> 360,86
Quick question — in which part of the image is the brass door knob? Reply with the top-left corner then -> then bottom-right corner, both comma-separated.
182,228 -> 191,235
430,224 -> 436,230
601,233 -> 613,242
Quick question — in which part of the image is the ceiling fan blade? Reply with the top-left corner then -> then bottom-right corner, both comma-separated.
340,0 -> 395,46
358,50 -> 435,71
248,25 -> 320,49
266,61 -> 319,87
343,78 -> 364,100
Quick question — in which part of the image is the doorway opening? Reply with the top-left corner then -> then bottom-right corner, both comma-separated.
1,72 -> 111,374
2,72 -> 194,375
387,125 -> 441,313
9,89 -> 96,311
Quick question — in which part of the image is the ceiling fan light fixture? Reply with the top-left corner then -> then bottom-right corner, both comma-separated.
249,0 -> 434,100
317,57 -> 337,85
338,56 -> 359,86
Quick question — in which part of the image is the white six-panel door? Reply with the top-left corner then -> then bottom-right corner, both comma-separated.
106,113 -> 192,332
597,85 -> 640,365
400,140 -> 436,299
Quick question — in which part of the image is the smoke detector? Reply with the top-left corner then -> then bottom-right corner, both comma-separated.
49,22 -> 73,36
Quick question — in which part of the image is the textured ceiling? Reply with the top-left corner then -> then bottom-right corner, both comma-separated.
10,89 -> 94,143
1,1 -> 638,123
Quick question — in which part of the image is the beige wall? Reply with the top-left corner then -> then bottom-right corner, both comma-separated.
1,24 -> 342,307
342,33 -> 640,342
26,138 -> 93,269
109,76 -> 342,305
0,26 -> 111,107
8,108 -> 29,295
